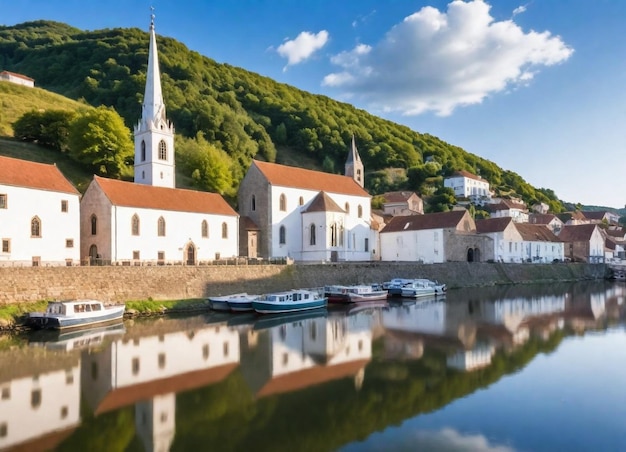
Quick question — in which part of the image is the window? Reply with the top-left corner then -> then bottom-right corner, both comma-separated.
158,140 -> 167,160
222,222 -> 228,239
310,224 -> 316,246
365,238 -> 369,252
1,239 -> 9,253
1,386 -> 9,400
279,193 -> 286,211
0,194 -> 6,209
251,195 -> 256,211
60,406 -> 68,419
66,239 -> 74,248
158,353 -> 166,369
132,357 -> 140,375
158,216 -> 166,237
158,251 -> 165,262
279,225 -> 286,244
357,205 -> 363,218
299,196 -> 304,206
201,220 -> 209,238
223,342 -> 229,357
141,140 -> 146,161
132,214 -> 140,236
133,250 -> 140,260
356,169 -> 362,183
61,200 -> 68,212
330,223 -> 338,247
203,344 -> 210,360
90,214 -> 97,235
0,423 -> 6,438
345,202 -> 350,214
31,217 -> 41,237
31,389 -> 41,408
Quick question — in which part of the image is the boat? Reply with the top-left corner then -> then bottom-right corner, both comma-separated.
383,278 -> 416,297
252,289 -> 327,314
28,299 -> 125,330
207,292 -> 257,312
324,284 -> 388,303
400,279 -> 446,298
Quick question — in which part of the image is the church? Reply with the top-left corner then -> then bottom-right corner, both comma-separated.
238,136 -> 374,262
79,14 -> 238,265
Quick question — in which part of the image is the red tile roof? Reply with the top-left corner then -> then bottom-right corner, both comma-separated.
449,170 -> 486,182
381,210 -> 469,233
0,70 -> 34,81
514,223 -> 561,242
529,213 -> 561,225
303,191 -> 345,213
94,176 -> 237,216
475,217 -> 513,233
0,155 -> 79,194
557,224 -> 598,242
382,191 -> 419,203
253,160 -> 369,197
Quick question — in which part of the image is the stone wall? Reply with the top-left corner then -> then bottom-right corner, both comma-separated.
0,261 -> 606,305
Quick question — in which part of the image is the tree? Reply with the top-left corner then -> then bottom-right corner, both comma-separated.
12,109 -> 76,152
67,106 -> 134,178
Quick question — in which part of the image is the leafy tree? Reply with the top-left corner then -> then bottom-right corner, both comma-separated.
426,186 -> 456,213
12,109 -> 76,151
67,106 -> 133,178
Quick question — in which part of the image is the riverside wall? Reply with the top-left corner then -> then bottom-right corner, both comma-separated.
0,262 -> 607,305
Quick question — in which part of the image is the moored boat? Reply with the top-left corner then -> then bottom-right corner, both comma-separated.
324,284 -> 388,303
252,289 -> 327,314
400,279 -> 446,298
28,299 -> 125,330
383,278 -> 415,297
207,292 -> 256,312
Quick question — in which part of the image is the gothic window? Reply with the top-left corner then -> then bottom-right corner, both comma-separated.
90,214 -> 97,235
201,220 -> 209,238
279,225 -> 286,244
158,216 -> 166,237
141,140 -> 146,161
357,205 -> 363,218
356,169 -> 362,183
222,222 -> 228,239
330,223 -> 338,247
132,214 -> 140,236
31,217 -> 41,238
251,195 -> 256,211
158,140 -> 167,160
345,202 -> 350,214
310,224 -> 316,246
299,196 -> 304,206
279,193 -> 286,211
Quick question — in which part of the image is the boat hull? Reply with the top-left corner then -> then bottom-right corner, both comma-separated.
29,306 -> 125,330
252,298 -> 327,314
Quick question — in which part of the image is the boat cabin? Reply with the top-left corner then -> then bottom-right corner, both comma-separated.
47,301 -> 104,315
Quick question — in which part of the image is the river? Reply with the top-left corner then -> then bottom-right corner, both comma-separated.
0,280 -> 624,451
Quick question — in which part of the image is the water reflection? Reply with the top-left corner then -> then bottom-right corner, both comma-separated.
1,281 -> 624,451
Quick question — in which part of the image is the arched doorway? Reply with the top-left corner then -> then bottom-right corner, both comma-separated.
89,244 -> 98,265
185,243 -> 196,265
467,248 -> 474,262
473,247 -> 481,262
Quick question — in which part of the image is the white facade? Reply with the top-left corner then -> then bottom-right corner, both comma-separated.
0,158 -> 81,267
380,228 -> 445,263
0,71 -> 34,87
444,172 -> 490,199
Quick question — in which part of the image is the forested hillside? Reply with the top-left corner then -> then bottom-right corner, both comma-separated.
0,20 -> 565,212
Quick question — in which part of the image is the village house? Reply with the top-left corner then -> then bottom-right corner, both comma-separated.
485,199 -> 529,223
529,213 -> 564,234
0,156 -> 81,266
557,224 -> 605,263
379,210 -> 492,263
380,191 -> 423,216
580,210 -> 620,226
0,70 -> 34,88
79,15 -> 238,265
237,138 -> 373,262
557,210 -> 587,226
443,170 -> 491,204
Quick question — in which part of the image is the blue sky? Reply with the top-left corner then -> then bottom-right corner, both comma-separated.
2,0 -> 626,208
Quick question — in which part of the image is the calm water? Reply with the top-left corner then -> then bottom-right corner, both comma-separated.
1,281 -> 625,452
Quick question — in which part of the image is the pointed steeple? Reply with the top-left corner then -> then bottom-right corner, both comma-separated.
345,134 -> 364,187
133,9 -> 175,188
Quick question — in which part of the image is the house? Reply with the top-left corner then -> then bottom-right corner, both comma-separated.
80,14 -> 238,265
557,224 -> 605,263
581,210 -> 620,226
0,156 -> 80,266
476,217 -> 563,263
529,213 -> 564,234
379,210 -> 492,263
557,210 -> 587,226
237,142 -> 372,262
0,70 -> 34,88
380,191 -> 423,216
443,170 -> 491,203
485,199 -> 529,223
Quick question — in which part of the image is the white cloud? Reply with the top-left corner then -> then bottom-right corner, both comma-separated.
322,0 -> 573,116
513,4 -> 528,16
276,30 -> 329,69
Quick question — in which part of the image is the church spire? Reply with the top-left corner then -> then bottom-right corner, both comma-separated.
133,9 -> 176,188
345,134 -> 364,187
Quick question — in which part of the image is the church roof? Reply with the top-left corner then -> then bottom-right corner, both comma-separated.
252,160 -> 369,197
303,191 -> 345,213
381,210 -> 469,233
0,155 -> 79,194
93,176 -> 237,216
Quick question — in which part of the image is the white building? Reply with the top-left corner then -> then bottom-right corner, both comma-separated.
444,170 -> 490,202
0,156 -> 81,266
0,70 -> 34,88
486,199 -> 529,223
80,14 -> 238,264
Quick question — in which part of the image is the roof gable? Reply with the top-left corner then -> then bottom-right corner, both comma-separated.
252,160 -> 369,197
475,217 -> 513,233
381,210 -> 470,233
557,224 -> 599,242
514,223 -> 560,242
303,191 -> 345,213
0,156 -> 79,194
93,176 -> 237,216
382,191 -> 420,203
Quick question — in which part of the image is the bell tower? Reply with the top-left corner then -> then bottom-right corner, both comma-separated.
345,134 -> 364,188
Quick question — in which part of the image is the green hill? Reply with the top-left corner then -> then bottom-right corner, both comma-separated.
0,20 -> 564,212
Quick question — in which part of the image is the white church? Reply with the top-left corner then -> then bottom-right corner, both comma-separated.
79,14 -> 238,265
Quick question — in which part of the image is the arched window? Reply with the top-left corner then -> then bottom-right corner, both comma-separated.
132,214 -> 140,236
310,224 -> 316,246
345,202 -> 350,214
330,223 -> 338,246
158,216 -> 166,237
357,205 -> 363,218
279,194 -> 286,211
356,169 -> 362,183
222,222 -> 228,239
339,225 -> 344,246
90,214 -> 97,235
251,195 -> 256,211
141,140 -> 146,162
279,225 -> 286,244
158,140 -> 167,160
31,217 -> 41,237
201,220 -> 209,238
299,196 -> 304,206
